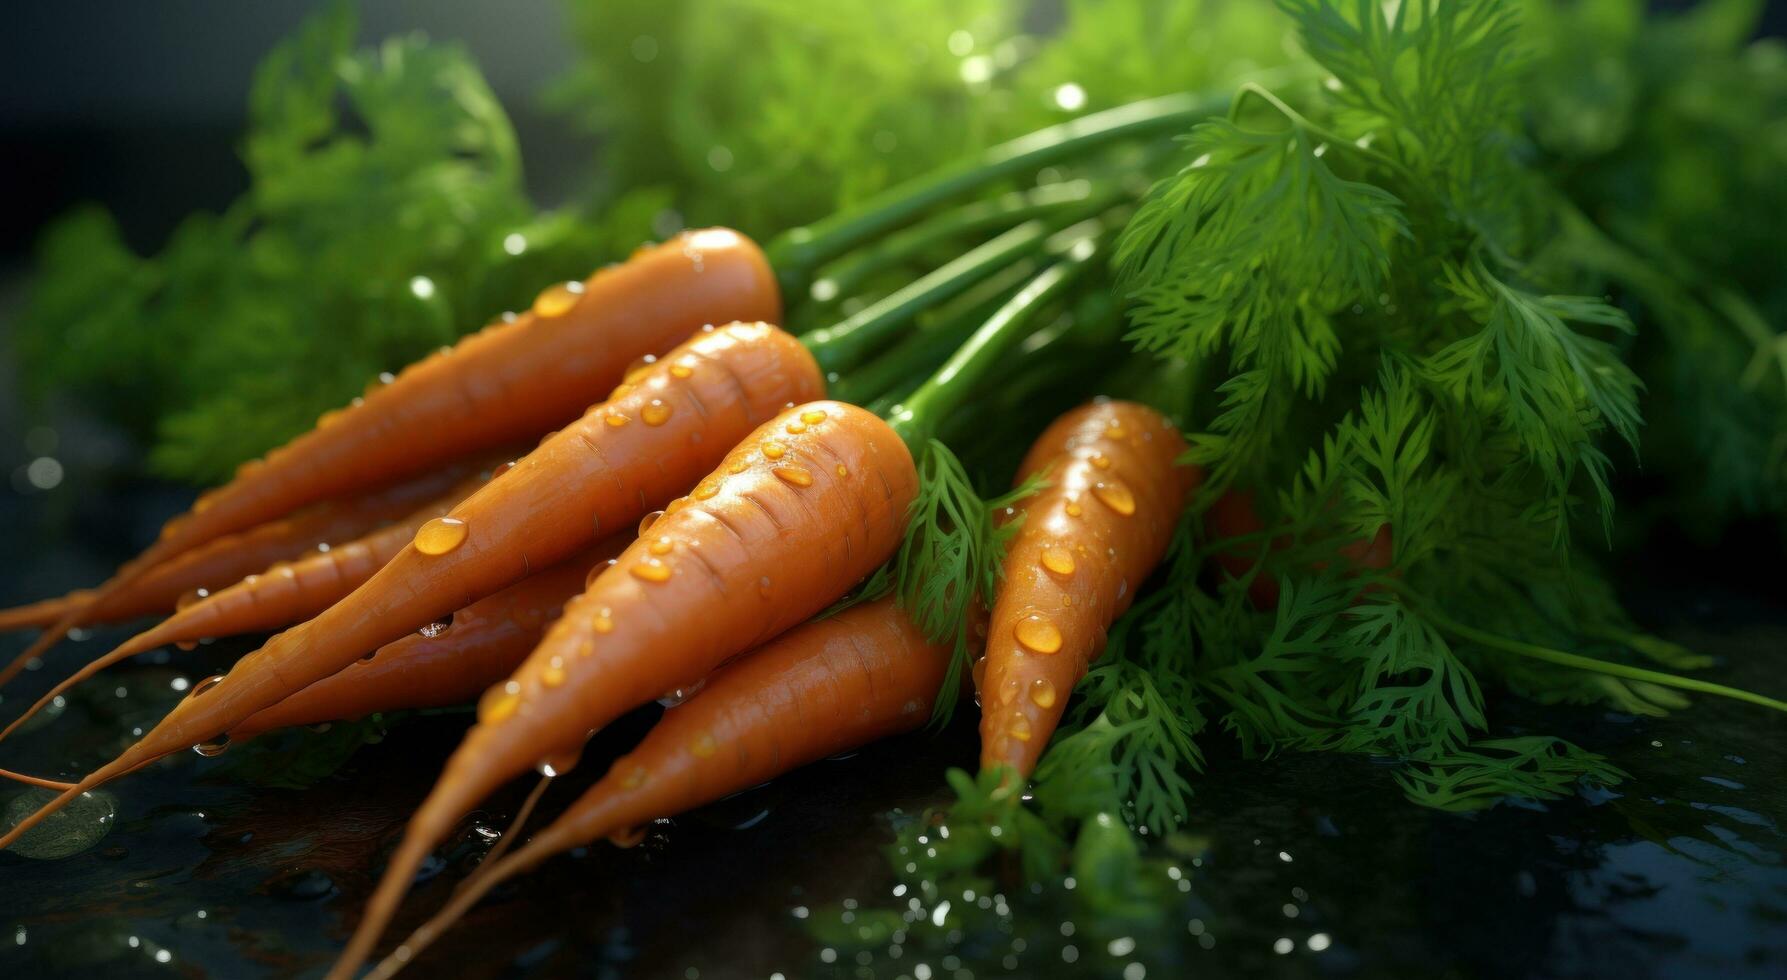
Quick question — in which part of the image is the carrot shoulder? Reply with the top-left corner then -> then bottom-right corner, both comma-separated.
0,322 -> 820,851
16,230 -> 779,670
331,401 -> 917,979
230,542 -> 619,740
979,400 -> 1196,778
359,594 -> 947,978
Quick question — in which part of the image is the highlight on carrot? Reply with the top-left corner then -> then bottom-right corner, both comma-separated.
229,542 -> 617,741
0,322 -> 823,851
977,400 -> 1196,779
328,401 -> 918,978
0,453 -> 498,687
0,463 -> 505,745
349,595 -> 951,979
14,229 -> 781,679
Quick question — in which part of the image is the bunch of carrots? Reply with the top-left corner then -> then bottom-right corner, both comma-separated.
7,71 -> 1782,976
0,97 -> 1235,975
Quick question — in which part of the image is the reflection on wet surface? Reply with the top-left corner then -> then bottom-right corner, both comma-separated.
0,575 -> 1781,978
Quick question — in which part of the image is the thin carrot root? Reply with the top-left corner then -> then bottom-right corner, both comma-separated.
0,767 -> 77,792
0,593 -> 90,634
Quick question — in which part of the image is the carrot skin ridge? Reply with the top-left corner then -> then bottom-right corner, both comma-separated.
978,401 -> 1197,778
0,322 -> 820,854
229,541 -> 616,740
0,464 -> 515,746
330,402 -> 918,979
7,230 -> 779,683
357,596 -> 951,978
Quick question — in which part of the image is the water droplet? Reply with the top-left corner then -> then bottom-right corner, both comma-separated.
638,510 -> 664,535
1106,421 -> 1128,439
648,536 -> 673,555
785,420 -> 808,434
532,281 -> 585,318
190,674 -> 226,698
774,466 -> 814,488
669,359 -> 695,379
1065,500 -> 1083,518
800,409 -> 828,425
666,497 -> 691,513
757,576 -> 773,599
659,677 -> 705,706
609,382 -> 635,401
1030,678 -> 1057,708
971,657 -> 988,691
761,440 -> 787,460
727,460 -> 749,474
1008,715 -> 1033,742
641,400 -> 674,426
593,607 -> 616,633
631,558 -> 672,582
605,412 -> 630,428
1061,595 -> 1074,607
1092,479 -> 1136,516
998,676 -> 1021,704
692,480 -> 721,501
414,517 -> 468,555
478,681 -> 522,724
417,618 -> 451,638
835,464 -> 849,477
538,747 -> 581,778
541,656 -> 568,688
625,354 -> 658,381
1090,453 -> 1111,470
193,734 -> 231,757
175,588 -> 209,612
317,408 -> 344,428
1014,614 -> 1063,654
690,732 -> 718,758
1041,547 -> 1076,577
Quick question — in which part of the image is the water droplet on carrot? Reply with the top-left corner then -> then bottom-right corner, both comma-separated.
774,466 -> 814,488
658,677 -> 705,706
728,460 -> 749,474
631,558 -> 672,582
785,420 -> 807,434
478,682 -> 521,724
1030,678 -> 1057,708
193,734 -> 231,757
758,576 -> 772,599
609,383 -> 635,401
761,440 -> 786,460
317,408 -> 344,428
669,359 -> 695,379
1008,715 -> 1033,742
666,497 -> 691,513
417,618 -> 451,638
176,588 -> 209,612
800,409 -> 828,425
414,517 -> 468,555
971,657 -> 988,690
189,674 -> 225,698
638,510 -> 664,535
690,732 -> 718,758
998,676 -> 1021,704
624,354 -> 658,382
641,399 -> 673,426
648,536 -> 673,556
593,607 -> 615,634
1061,594 -> 1074,607
605,412 -> 630,428
836,464 -> 849,477
1014,614 -> 1063,654
538,747 -> 581,778
1092,479 -> 1136,516
1106,421 -> 1127,439
1065,500 -> 1083,518
541,656 -> 568,688
1090,453 -> 1111,470
532,281 -> 584,318
1041,547 -> 1075,577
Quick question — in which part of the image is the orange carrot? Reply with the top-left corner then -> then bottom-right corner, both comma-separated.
0,457 -> 501,685
229,542 -> 618,740
0,465 -> 504,744
0,322 -> 821,850
0,593 -> 89,634
17,229 -> 780,670
1204,489 -> 1393,610
978,401 -> 1196,778
350,595 -> 949,979
330,401 -> 917,979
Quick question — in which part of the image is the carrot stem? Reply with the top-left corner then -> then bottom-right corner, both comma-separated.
767,87 -> 1241,287
1419,606 -> 1787,714
890,223 -> 1106,448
